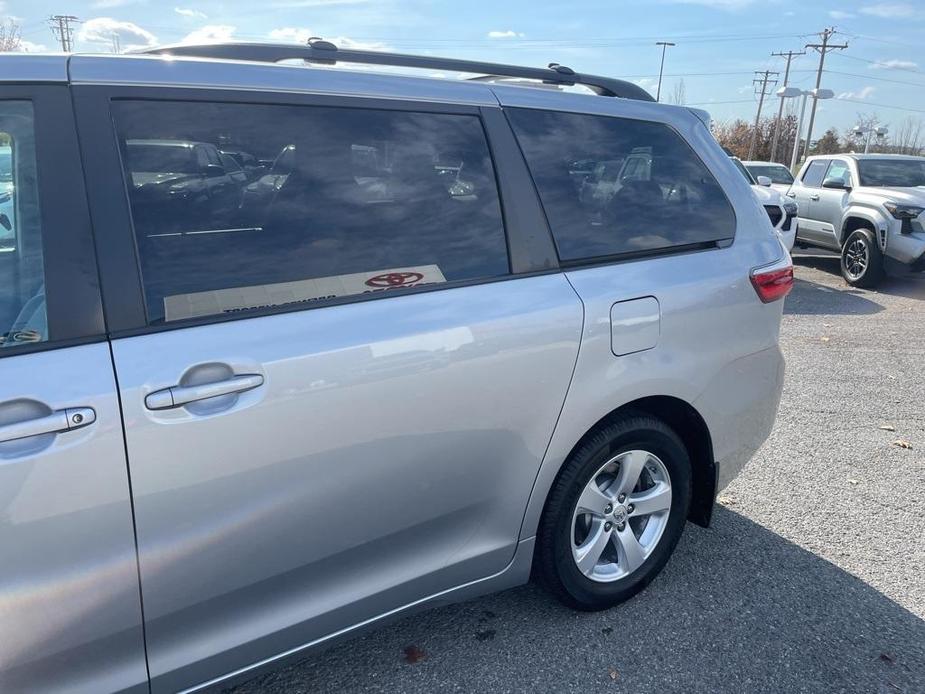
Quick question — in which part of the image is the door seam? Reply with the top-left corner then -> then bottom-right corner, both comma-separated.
107,340 -> 153,693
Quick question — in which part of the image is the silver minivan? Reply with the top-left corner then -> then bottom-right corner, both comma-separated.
0,42 -> 789,693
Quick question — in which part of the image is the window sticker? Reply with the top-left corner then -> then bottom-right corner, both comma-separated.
164,264 -> 446,321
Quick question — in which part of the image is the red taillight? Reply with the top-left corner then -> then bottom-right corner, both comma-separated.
750,265 -> 793,303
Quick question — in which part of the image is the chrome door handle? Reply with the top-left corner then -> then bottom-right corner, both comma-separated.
145,374 -> 264,410
786,192 -> 796,198
809,194 -> 820,201
0,407 -> 96,443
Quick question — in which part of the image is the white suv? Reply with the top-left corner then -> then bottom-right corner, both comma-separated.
731,156 -> 797,250
790,154 -> 925,286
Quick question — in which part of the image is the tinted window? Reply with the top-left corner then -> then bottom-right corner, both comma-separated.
801,160 -> 829,187
0,102 -> 46,348
857,158 -> 925,187
746,164 -> 794,185
113,100 -> 508,323
507,109 -> 735,262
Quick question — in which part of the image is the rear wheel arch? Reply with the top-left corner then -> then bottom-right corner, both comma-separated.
546,396 -> 716,529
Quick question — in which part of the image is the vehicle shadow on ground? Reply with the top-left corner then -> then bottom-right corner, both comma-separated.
231,506 -> 925,694
784,276 -> 884,316
792,253 -> 925,302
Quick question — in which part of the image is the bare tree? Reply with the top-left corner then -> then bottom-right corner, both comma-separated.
0,19 -> 22,52
892,116 -> 924,156
669,79 -> 686,106
713,114 -> 798,162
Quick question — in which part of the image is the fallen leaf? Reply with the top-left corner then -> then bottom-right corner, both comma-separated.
879,424 -> 896,432
820,336 -> 831,342
847,479 -> 860,485
892,439 -> 913,450
403,645 -> 426,664
608,668 -> 620,681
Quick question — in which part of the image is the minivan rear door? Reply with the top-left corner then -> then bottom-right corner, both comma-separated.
74,78 -> 582,694
0,80 -> 147,693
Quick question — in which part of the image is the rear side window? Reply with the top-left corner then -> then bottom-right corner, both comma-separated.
801,160 -> 828,187
0,101 -> 46,349
507,108 -> 735,262
112,100 -> 509,323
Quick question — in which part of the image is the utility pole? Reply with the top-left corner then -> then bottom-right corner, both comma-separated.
111,33 -> 121,54
655,41 -> 676,102
747,69 -> 778,161
48,15 -> 79,52
769,49 -> 805,163
802,27 -> 847,160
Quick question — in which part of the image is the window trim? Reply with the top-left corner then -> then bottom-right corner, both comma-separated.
0,85 -> 104,360
73,84 -> 552,336
504,106 -> 736,267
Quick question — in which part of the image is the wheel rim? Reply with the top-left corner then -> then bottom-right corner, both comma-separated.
844,238 -> 869,280
570,450 -> 672,583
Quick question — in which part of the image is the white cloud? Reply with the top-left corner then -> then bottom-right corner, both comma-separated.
838,86 -> 876,99
78,17 -> 157,51
828,10 -> 855,19
634,78 -> 657,91
487,30 -> 524,38
859,3 -> 923,19
175,7 -> 207,19
869,58 -> 918,70
268,27 -> 388,50
19,40 -> 48,52
182,24 -> 236,43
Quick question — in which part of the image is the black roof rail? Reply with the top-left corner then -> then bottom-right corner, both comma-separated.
138,40 -> 655,102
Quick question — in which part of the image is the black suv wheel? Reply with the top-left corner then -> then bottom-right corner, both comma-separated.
841,228 -> 884,288
535,415 -> 692,611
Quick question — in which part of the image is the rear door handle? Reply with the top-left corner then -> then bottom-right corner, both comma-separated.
145,374 -> 264,410
0,407 -> 96,443
786,192 -> 796,198
809,194 -> 820,201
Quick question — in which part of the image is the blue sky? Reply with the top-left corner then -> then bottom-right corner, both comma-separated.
5,0 -> 925,136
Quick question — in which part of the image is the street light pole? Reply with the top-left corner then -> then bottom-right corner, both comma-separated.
790,92 -> 809,172
655,41 -> 675,102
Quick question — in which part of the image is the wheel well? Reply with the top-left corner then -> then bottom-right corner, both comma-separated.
566,396 -> 717,527
841,216 -> 876,246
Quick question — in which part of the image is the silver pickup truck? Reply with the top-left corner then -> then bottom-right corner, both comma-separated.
789,154 -> 925,287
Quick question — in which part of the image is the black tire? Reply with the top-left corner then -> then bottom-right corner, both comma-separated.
841,228 -> 884,288
535,414 -> 692,611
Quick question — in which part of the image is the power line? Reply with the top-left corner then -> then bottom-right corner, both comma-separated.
48,15 -> 79,52
824,69 -> 925,88
748,69 -> 778,160
827,51 -> 925,74
836,97 -> 925,115
802,27 -> 848,160
769,49 -> 805,162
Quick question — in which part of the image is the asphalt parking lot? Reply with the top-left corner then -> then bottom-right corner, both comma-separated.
230,251 -> 925,694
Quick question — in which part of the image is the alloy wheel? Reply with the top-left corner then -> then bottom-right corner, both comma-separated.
844,238 -> 869,281
570,450 -> 672,583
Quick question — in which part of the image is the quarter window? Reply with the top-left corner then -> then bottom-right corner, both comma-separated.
507,108 -> 735,262
801,160 -> 829,187
113,100 -> 509,323
0,101 -> 47,349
